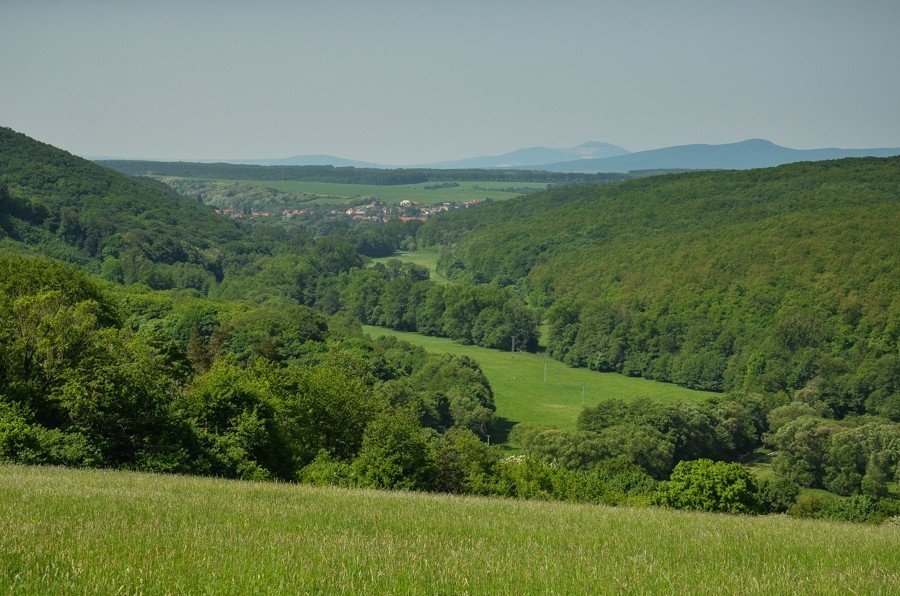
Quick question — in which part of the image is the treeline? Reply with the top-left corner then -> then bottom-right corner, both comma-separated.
163,178 -> 321,214
419,158 -> 900,419
98,159 -> 629,185
212,250 -> 541,352
510,393 -> 899,521
331,260 -> 542,351
0,253 -> 500,485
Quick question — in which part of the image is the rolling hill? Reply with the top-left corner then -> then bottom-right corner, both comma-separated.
419,157 -> 900,414
0,126 -> 243,284
96,139 -> 900,173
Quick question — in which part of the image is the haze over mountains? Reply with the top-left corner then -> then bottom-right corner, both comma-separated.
417,141 -> 631,169
534,139 -> 900,173
216,141 -> 629,169
230,154 -> 383,168
179,139 -> 900,173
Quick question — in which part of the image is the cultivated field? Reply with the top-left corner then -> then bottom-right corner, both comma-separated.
220,178 -> 548,205
363,325 -> 718,445
1,465 -> 896,594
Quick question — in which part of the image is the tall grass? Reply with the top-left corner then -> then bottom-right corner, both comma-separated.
1,465 -> 896,593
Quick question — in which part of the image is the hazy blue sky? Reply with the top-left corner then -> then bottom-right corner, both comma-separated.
2,1 -> 898,164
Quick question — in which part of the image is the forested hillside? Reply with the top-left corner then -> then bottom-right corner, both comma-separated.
0,126 -> 243,288
420,158 -> 900,417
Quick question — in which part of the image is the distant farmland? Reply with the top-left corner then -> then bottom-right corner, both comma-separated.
206,178 -> 548,205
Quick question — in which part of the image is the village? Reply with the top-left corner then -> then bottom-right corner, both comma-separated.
213,197 -> 486,223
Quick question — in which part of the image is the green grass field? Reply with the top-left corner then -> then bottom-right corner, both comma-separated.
221,179 -> 547,205
1,465 -> 896,593
363,326 -> 718,446
371,250 -> 450,284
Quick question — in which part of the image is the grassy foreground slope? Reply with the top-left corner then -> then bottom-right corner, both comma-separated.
363,325 -> 717,441
2,465 -> 897,593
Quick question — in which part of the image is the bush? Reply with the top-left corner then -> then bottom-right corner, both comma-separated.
353,410 -> 437,491
0,402 -> 102,467
653,459 -> 761,514
298,450 -> 356,487
758,477 -> 801,513
788,492 -> 893,524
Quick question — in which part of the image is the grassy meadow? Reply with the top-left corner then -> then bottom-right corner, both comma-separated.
363,325 -> 718,446
2,464 -> 897,594
372,250 -> 450,284
220,178 -> 547,205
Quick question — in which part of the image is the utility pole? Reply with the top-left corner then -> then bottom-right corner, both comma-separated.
511,336 -> 516,353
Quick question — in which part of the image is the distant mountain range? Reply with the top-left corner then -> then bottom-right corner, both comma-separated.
93,139 -> 900,173
223,141 -> 630,169
230,154 -> 383,168
529,139 -> 900,173
415,141 -> 631,169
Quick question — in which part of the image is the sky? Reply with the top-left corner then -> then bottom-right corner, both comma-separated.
2,0 -> 899,165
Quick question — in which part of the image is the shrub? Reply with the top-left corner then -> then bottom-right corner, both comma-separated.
653,459 -> 761,514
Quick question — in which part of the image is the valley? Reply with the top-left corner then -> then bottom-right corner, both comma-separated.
5,2 -> 900,591
1,126 -> 898,593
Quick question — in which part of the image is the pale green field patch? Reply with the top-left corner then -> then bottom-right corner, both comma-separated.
371,251 -> 449,284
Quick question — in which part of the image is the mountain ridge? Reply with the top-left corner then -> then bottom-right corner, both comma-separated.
222,154 -> 384,168
529,139 -> 900,173
90,139 -> 900,172
414,141 -> 631,169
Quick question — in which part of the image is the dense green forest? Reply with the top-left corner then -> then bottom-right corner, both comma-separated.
1,127 -> 898,522
99,159 -> 629,185
0,127 -> 244,285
